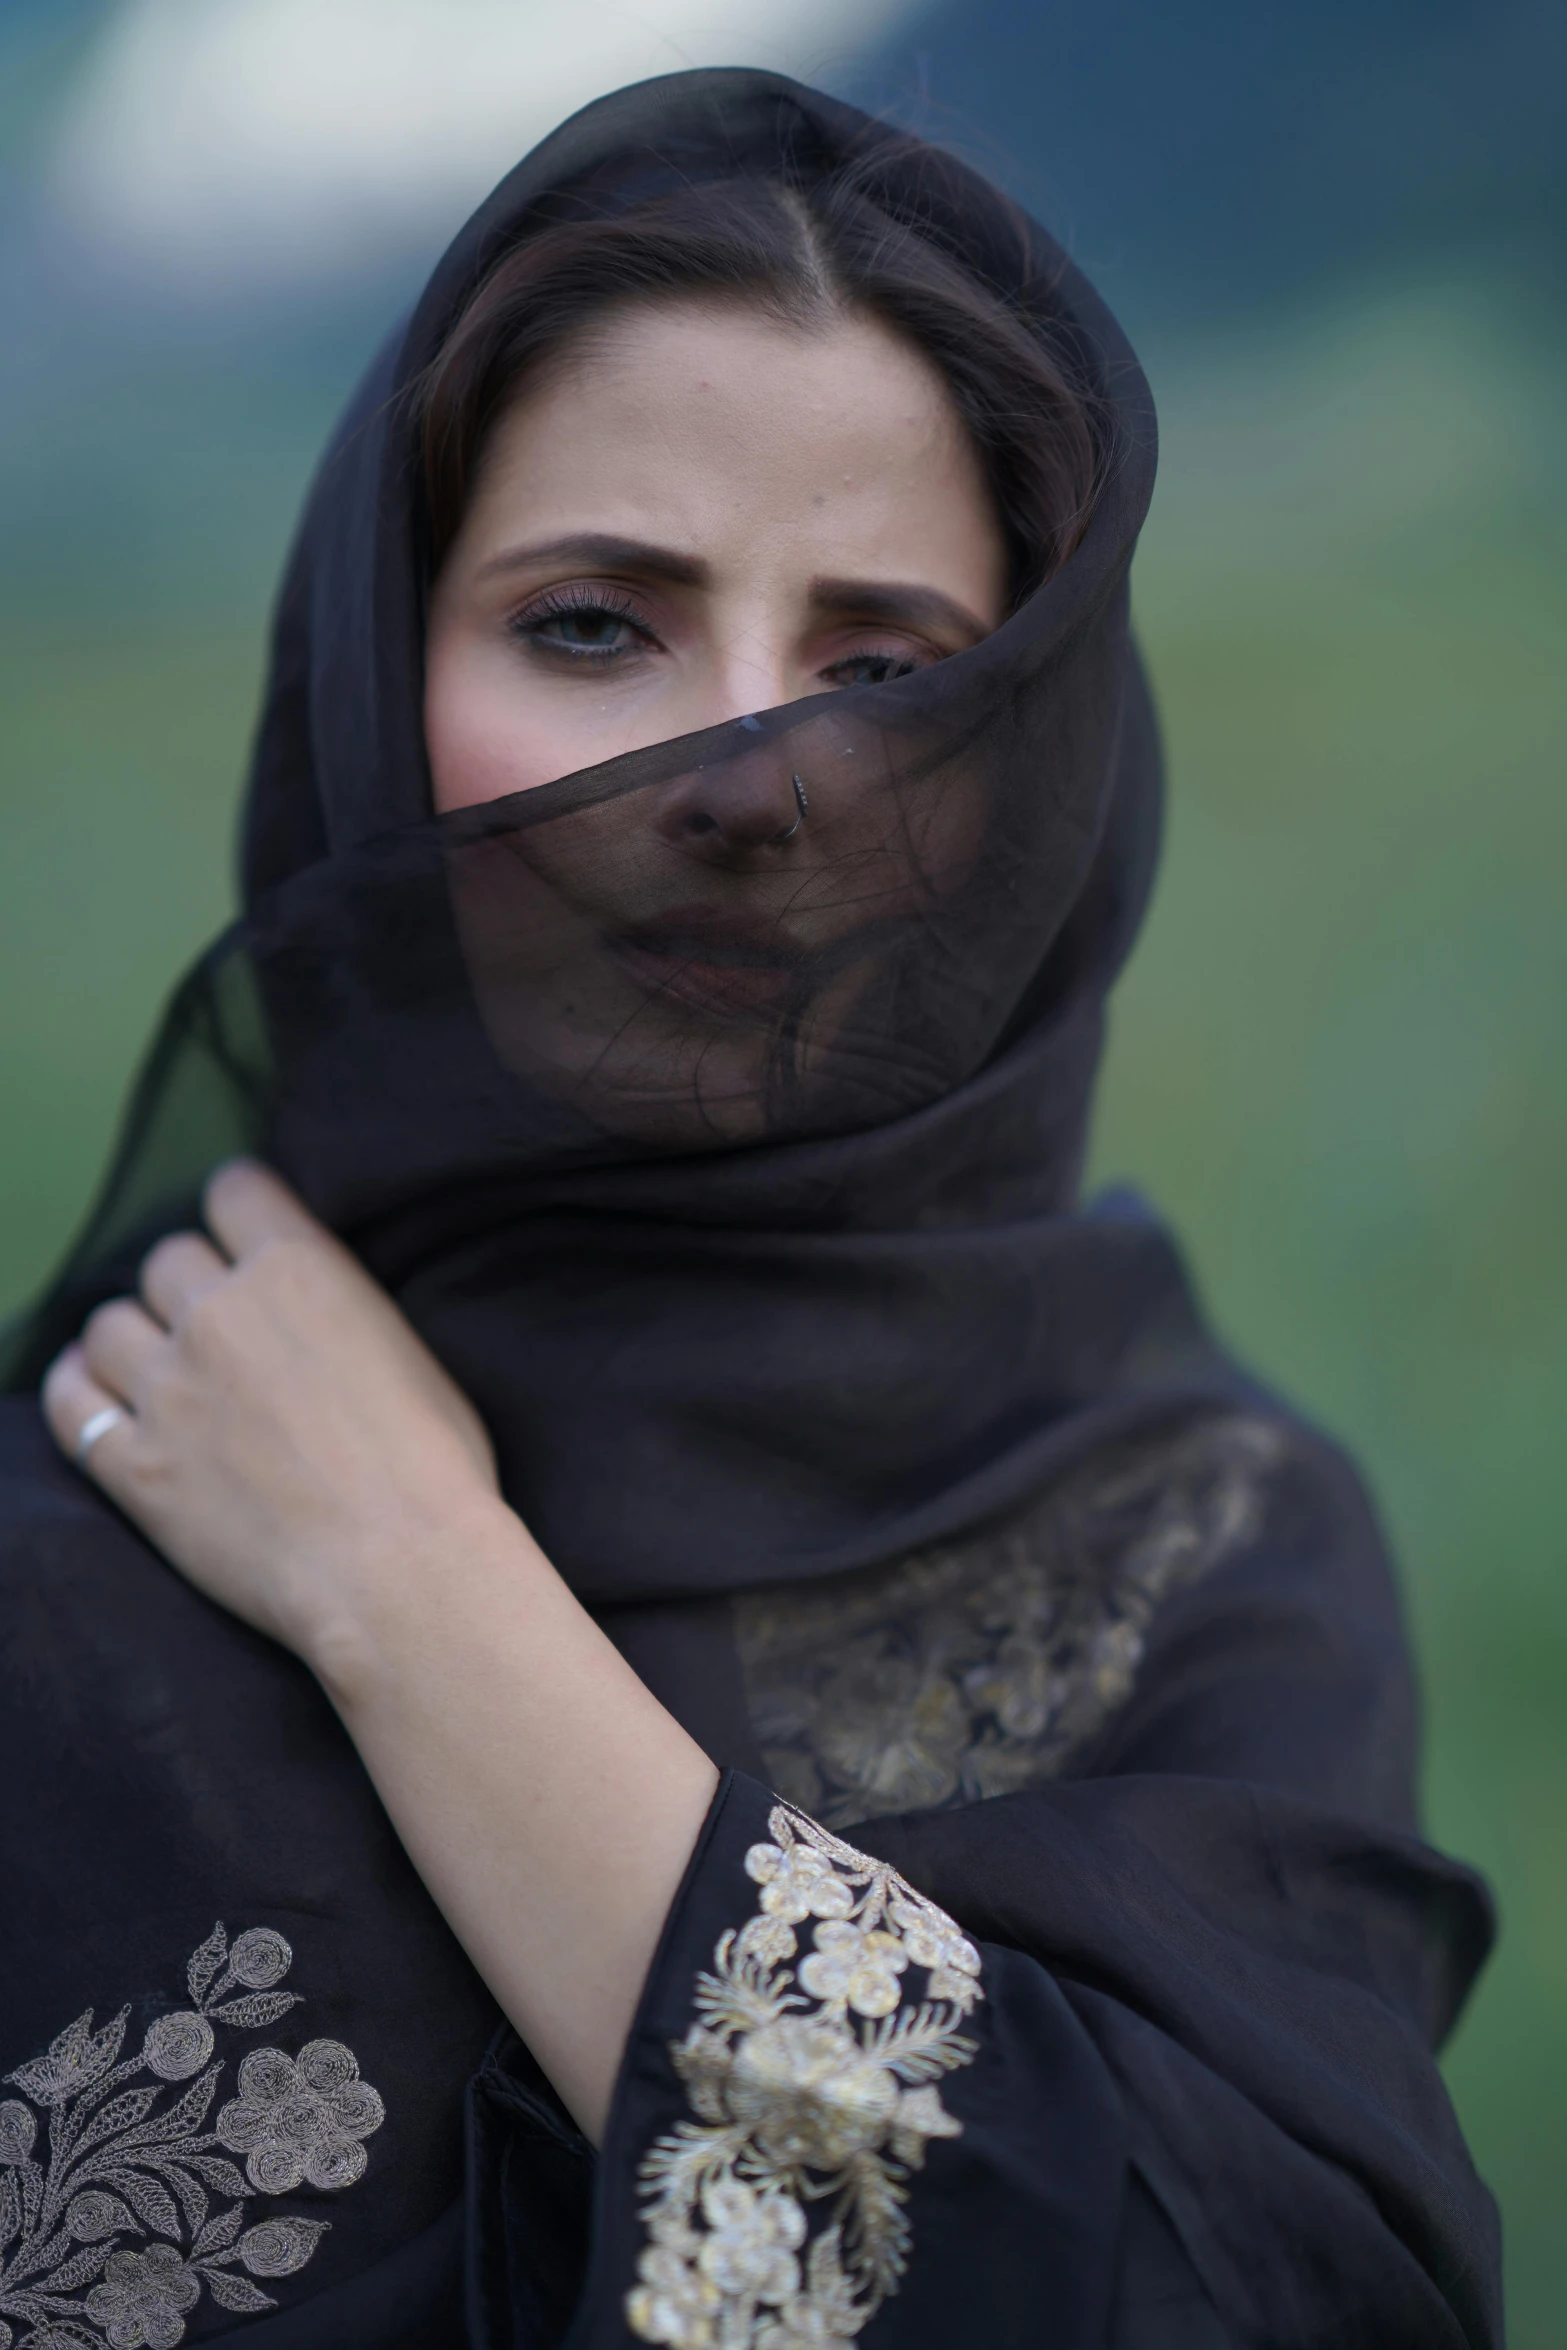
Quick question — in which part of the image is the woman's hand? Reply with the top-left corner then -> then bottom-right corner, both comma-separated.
40,1158 -> 718,2143
42,1160 -> 501,1675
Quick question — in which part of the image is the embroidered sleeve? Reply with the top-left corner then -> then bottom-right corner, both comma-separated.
624,1801 -> 983,2349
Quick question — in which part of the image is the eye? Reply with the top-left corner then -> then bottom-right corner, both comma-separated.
821,646 -> 928,690
509,584 -> 657,664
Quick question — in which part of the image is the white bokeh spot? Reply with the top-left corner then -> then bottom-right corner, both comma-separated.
45,0 -> 920,289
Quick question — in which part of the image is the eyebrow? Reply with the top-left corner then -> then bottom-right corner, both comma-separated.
474,533 -> 989,642
807,576 -> 990,643
475,532 -> 709,588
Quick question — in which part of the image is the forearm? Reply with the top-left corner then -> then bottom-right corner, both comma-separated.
306,1493 -> 718,2144
41,1164 -> 720,2143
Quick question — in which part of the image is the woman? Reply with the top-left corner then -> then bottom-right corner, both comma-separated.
0,68 -> 1499,2350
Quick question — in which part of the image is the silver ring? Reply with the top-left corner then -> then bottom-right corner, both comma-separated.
75,1404 -> 128,1471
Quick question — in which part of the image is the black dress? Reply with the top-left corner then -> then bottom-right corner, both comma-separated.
0,68 -> 1499,2350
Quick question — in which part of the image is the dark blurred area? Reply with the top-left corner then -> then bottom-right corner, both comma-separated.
2,3 -> 1563,2334
889,0 -> 1567,319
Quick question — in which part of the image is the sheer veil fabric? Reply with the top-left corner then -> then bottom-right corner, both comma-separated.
4,71 -> 1238,1607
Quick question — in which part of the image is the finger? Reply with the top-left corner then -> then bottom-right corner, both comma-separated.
41,1344 -> 137,1486
140,1230 -> 231,1329
204,1158 -> 331,1262
80,1294 -> 168,1407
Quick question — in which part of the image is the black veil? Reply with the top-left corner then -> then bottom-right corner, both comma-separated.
4,69 -> 1242,1604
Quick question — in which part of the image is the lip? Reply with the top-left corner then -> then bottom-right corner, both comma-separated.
611,905 -> 806,1019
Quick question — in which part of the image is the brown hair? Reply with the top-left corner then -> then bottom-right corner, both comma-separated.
418,161 -> 1105,605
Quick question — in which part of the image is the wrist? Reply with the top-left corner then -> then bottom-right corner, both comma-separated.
296,1486 -> 536,1710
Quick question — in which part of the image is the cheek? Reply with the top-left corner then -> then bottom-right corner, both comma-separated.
424,634 -> 572,815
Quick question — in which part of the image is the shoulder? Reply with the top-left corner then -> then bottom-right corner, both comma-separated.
736,1403 -> 1419,1831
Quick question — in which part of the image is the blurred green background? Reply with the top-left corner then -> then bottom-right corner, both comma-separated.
2,1 -> 1563,2334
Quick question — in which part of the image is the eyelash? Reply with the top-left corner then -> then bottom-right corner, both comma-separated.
508,584 -> 657,662
826,649 -> 923,687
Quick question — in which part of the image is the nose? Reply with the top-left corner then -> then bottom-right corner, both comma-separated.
656,766 -> 809,861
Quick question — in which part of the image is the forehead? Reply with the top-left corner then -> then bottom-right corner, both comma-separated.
461,301 -> 988,552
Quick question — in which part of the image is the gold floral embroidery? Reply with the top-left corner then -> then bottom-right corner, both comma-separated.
625,1803 -> 982,2349
0,1923 -> 384,2349
737,1412 -> 1285,1826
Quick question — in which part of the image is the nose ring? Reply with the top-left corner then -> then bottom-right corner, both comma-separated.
774,773 -> 809,844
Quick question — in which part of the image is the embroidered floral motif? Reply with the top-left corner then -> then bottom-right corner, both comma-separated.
625,1804 -> 981,2349
217,2044 -> 384,2194
84,2244 -> 201,2349
0,1923 -> 383,2349
737,1412 -> 1286,1825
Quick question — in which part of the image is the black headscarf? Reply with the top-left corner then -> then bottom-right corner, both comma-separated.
2,68 -> 1246,1609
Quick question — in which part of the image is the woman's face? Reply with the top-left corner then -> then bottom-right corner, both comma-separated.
424,299 -> 1008,808
425,299 -> 1012,1148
